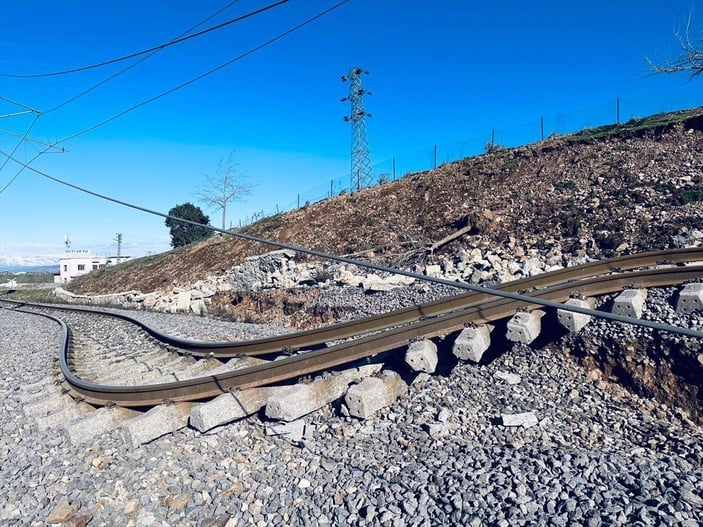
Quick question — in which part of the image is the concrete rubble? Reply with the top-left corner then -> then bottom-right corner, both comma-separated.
265,419 -> 316,445
52,245 -> 586,316
452,324 -> 493,363
344,370 -> 408,419
405,339 -> 438,373
612,288 -> 648,319
501,411 -> 539,428
265,364 -> 382,422
494,370 -> 521,385
676,283 -> 703,314
506,310 -> 545,345
558,296 -> 596,333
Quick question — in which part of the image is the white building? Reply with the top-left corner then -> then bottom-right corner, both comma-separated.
56,250 -> 131,284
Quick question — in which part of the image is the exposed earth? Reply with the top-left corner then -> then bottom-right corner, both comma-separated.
2,107 -> 703,527
61,108 -> 703,424
68,108 -> 703,298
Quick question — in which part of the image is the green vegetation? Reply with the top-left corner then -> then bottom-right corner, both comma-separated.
165,202 -> 213,248
501,160 -> 518,173
594,231 -> 625,254
676,188 -> 703,205
654,182 -> 676,194
0,271 -> 55,284
1,287 -> 57,302
485,142 -> 506,154
261,213 -> 285,229
566,107 -> 703,143
554,180 -> 576,191
313,267 -> 335,284
654,183 -> 703,204
557,211 -> 581,237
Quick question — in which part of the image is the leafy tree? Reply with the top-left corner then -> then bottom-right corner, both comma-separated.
165,203 -> 212,248
648,12 -> 703,78
197,151 -> 253,230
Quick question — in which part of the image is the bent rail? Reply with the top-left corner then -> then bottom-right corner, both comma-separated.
3,248 -> 702,407
63,265 -> 703,406
10,247 -> 703,358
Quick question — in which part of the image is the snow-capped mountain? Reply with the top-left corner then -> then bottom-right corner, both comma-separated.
0,255 -> 60,273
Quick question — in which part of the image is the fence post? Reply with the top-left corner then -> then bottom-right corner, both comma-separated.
330,180 -> 333,198
491,129 -> 495,149
616,97 -> 620,124
297,194 -> 300,208
433,144 -> 437,169
540,116 -> 544,141
392,157 -> 396,181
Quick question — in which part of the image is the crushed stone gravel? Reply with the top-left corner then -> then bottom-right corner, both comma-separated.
1,294 -> 702,526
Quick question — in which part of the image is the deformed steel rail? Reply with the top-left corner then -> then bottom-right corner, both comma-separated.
3,248 -> 703,407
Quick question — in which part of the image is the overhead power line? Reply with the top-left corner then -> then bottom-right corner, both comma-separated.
51,0 -> 351,146
0,93 -> 47,193
3,147 -> 703,340
0,0 -> 349,195
45,0 -> 242,115
0,95 -> 40,113
0,114 -> 40,174
0,110 -> 33,119
0,127 -> 65,152
0,0 -> 289,78
0,95 -> 51,184
0,1 -> 240,195
0,143 -> 49,195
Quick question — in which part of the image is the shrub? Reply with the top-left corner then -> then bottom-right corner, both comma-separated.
558,213 -> 581,237
594,231 -> 624,253
484,142 -> 505,154
555,181 -> 576,191
676,188 -> 703,205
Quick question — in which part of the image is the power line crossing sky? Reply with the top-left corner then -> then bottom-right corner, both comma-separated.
0,0 -> 701,266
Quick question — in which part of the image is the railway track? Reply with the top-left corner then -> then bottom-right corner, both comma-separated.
2,247 -> 703,445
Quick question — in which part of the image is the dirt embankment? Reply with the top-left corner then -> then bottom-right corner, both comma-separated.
69,113 -> 703,297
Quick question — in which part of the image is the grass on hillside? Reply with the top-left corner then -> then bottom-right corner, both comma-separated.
1,288 -> 58,303
65,104 -> 703,295
0,271 -> 55,284
567,106 -> 703,143
67,250 -> 173,290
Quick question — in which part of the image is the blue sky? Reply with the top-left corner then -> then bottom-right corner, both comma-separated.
0,0 -> 701,265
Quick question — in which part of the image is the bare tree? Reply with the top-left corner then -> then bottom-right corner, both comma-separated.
197,151 -> 253,230
648,11 -> 703,78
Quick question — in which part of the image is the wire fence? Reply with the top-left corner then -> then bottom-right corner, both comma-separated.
237,90 -> 701,227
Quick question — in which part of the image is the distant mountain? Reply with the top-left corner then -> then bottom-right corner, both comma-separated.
0,255 -> 60,274
0,256 -> 59,273
0,264 -> 59,274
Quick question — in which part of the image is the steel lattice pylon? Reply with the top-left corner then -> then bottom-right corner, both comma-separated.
341,67 -> 372,192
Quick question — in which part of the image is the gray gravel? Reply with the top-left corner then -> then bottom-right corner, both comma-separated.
91,306 -> 297,342
1,294 -> 703,526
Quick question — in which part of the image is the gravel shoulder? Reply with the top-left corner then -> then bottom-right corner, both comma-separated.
1,306 -> 702,527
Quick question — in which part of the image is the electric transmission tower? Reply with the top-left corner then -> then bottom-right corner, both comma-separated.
341,67 -> 373,192
114,233 -> 122,258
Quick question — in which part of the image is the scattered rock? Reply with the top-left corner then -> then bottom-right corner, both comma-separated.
501,412 -> 539,428
46,500 -> 76,524
494,371 -> 521,385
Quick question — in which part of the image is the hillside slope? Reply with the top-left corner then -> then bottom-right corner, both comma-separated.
68,108 -> 703,296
